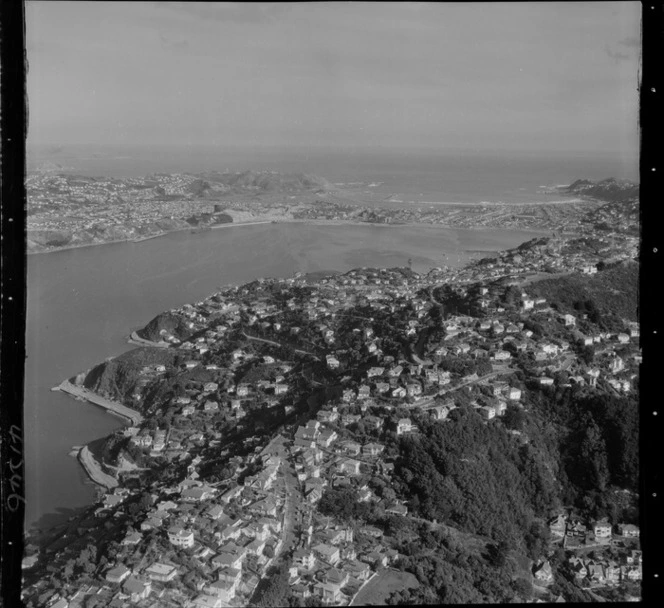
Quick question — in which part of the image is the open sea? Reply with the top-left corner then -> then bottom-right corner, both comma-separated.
24,145 -> 637,533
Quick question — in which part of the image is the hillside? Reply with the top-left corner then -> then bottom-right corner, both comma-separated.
565,177 -> 638,204
201,170 -> 332,193
527,260 -> 639,323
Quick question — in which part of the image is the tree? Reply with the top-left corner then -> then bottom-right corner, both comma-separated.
503,405 -> 526,431
511,577 -> 533,600
486,540 -> 510,568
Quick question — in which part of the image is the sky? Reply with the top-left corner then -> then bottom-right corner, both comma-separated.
26,1 -> 641,155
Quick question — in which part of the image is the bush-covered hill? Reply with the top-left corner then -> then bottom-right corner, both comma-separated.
82,348 -> 180,406
136,311 -> 195,342
527,260 -> 638,324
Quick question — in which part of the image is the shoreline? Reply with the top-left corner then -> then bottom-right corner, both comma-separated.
27,217 -> 559,256
27,219 -> 275,256
77,445 -> 118,490
53,379 -> 144,426
128,330 -> 171,348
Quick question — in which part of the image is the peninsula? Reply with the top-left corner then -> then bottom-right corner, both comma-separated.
22,182 -> 641,606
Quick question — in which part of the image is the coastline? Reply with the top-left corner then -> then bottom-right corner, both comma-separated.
27,216 -> 558,256
77,445 -> 118,490
128,330 -> 171,348
53,379 -> 144,426
27,219 -> 274,256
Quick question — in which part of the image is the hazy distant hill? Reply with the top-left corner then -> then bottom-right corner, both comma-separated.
565,177 -> 638,203
202,170 -> 332,193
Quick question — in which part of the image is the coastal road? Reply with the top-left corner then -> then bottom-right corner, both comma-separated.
55,380 -> 143,425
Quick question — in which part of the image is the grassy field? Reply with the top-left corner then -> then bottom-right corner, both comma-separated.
351,569 -> 419,606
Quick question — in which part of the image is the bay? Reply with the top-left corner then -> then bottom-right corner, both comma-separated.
24,221 -> 547,531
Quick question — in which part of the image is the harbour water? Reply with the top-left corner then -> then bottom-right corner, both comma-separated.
24,221 -> 546,531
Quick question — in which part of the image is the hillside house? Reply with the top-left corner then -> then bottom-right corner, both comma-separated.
593,521 -> 612,538
313,543 -> 341,565
313,581 -> 342,605
338,459 -> 361,475
533,561 -> 553,584
480,406 -> 496,420
617,523 -> 640,537
396,418 -> 414,435
144,563 -> 178,583
123,577 -> 151,602
294,548 -> 316,570
563,314 -> 577,326
167,526 -> 195,548
105,564 -> 131,584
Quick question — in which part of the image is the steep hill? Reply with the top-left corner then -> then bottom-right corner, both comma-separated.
82,348 -> 180,406
136,311 -> 196,342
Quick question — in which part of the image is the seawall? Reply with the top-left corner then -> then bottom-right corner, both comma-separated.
128,330 -> 171,348
77,446 -> 118,490
54,379 -> 144,426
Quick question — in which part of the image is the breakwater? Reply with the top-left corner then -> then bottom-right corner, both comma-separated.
53,380 -> 143,426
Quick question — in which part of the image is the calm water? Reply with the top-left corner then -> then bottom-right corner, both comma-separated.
25,222 -> 546,531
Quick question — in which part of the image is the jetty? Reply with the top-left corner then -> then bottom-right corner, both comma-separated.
77,446 -> 118,489
53,380 -> 144,426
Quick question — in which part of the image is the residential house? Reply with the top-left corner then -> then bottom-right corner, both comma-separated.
314,581 -> 342,605
167,526 -> 194,548
480,406 -> 496,420
312,543 -> 340,565
342,559 -> 371,581
190,594 -> 223,608
430,404 -> 450,420
396,418 -> 413,435
533,561 -> 553,584
617,523 -> 640,538
341,440 -> 362,456
548,514 -> 567,538
362,442 -> 385,457
105,564 -> 131,584
338,458 -> 361,475
507,387 -> 522,401
144,563 -> 178,583
323,567 -> 349,587
294,548 -> 316,570
385,503 -> 408,516
593,521 -> 612,538
123,576 -> 151,602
